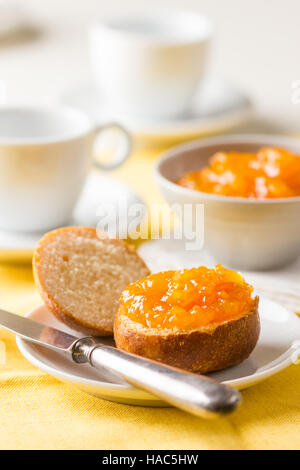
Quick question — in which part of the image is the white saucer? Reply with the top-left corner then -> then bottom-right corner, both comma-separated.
0,172 -> 146,261
61,77 -> 252,141
17,298 -> 300,407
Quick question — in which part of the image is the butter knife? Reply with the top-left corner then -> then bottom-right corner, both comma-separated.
0,308 -> 241,418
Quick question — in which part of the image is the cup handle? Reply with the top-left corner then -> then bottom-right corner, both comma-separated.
92,122 -> 132,171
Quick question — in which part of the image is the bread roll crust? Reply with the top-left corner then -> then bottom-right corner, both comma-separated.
114,297 -> 260,373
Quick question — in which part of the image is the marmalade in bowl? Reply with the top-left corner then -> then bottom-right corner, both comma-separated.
119,265 -> 256,331
177,147 -> 300,199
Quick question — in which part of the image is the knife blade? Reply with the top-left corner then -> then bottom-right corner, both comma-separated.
0,308 -> 77,353
0,307 -> 241,418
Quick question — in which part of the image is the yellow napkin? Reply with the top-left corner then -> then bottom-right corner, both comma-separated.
0,146 -> 300,450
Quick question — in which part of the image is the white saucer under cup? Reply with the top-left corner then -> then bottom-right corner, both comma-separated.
0,172 -> 147,260
61,77 -> 252,142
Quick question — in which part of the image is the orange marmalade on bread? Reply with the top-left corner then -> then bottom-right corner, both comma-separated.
177,147 -> 300,199
119,265 -> 256,330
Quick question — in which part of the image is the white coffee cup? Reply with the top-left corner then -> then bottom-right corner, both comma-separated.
0,106 -> 131,232
89,10 -> 213,118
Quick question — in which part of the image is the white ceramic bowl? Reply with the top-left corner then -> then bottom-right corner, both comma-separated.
155,134 -> 300,270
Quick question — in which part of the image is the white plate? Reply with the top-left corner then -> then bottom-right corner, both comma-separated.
16,298 -> 300,407
61,77 -> 252,141
0,172 -> 146,261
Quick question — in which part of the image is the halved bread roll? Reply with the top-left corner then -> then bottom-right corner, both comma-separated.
114,266 -> 260,373
33,226 -> 150,336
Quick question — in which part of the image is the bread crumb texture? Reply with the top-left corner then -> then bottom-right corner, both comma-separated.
33,227 -> 149,333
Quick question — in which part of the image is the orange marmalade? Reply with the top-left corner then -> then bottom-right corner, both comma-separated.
177,147 -> 300,199
119,265 -> 255,330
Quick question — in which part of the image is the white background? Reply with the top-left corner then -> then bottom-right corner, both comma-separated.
0,0 -> 300,132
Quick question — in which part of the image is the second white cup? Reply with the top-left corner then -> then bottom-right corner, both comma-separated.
0,106 -> 131,232
89,10 -> 213,119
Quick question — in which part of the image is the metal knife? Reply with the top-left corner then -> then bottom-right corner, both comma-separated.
0,308 -> 241,418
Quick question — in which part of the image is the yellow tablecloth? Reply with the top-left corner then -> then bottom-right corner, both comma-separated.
0,146 -> 299,450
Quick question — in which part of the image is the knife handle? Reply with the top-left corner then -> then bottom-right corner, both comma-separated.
71,337 -> 241,418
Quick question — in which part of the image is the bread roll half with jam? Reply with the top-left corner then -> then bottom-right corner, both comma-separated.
114,265 -> 260,373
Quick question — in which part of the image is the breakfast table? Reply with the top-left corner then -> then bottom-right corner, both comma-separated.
0,145 -> 299,450
0,0 -> 300,451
